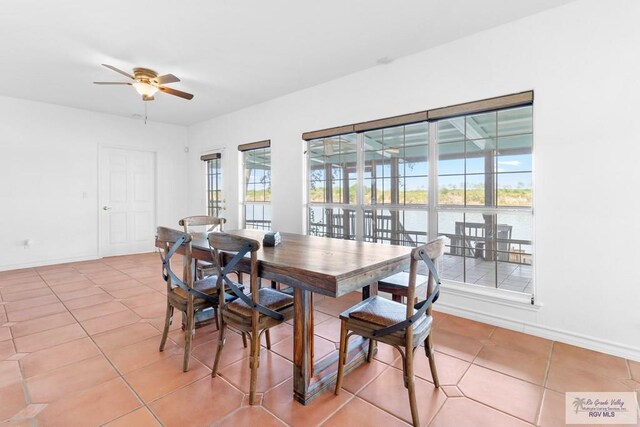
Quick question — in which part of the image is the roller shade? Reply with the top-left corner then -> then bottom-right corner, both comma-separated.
238,139 -> 271,151
200,152 -> 221,161
302,91 -> 533,140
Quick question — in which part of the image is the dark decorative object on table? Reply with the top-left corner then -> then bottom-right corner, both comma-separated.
263,231 -> 281,247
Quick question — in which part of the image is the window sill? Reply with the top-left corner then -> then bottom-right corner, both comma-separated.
440,280 -> 542,311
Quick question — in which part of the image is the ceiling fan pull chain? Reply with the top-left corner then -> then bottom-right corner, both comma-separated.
144,102 -> 148,125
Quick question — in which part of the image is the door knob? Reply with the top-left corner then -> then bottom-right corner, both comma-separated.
102,206 -> 112,211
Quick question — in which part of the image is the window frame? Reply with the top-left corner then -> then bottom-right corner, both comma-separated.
241,143 -> 272,231
201,152 -> 223,218
304,94 -> 534,300
433,107 -> 534,295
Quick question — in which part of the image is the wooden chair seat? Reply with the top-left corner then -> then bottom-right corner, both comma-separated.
378,272 -> 428,301
171,276 -> 242,300
226,288 -> 293,318
343,296 -> 430,328
340,296 -> 432,346
168,279 -> 239,312
171,275 -> 217,300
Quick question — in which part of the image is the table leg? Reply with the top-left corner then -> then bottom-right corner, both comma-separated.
293,288 -> 313,403
292,288 -> 374,404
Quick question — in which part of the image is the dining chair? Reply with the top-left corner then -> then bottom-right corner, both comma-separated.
208,232 -> 294,405
179,215 -> 228,280
335,236 -> 446,427
157,226 -> 236,372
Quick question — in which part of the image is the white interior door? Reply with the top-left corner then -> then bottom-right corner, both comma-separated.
100,147 -> 156,256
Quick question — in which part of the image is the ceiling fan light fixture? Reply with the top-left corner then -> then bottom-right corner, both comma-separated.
132,82 -> 159,97
96,64 -> 193,100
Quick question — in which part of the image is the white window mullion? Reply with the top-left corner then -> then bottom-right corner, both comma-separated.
355,133 -> 365,241
428,121 -> 438,240
304,140 -> 310,235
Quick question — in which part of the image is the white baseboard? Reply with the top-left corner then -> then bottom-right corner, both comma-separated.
435,302 -> 640,362
522,323 -> 640,362
0,255 -> 101,272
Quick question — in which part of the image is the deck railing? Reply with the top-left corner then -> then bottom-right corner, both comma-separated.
310,213 -> 532,265
245,219 -> 272,230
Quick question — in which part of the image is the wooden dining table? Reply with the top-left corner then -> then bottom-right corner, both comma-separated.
183,229 -> 413,404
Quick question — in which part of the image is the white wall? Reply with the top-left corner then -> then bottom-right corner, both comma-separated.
187,0 -> 640,359
0,96 -> 189,270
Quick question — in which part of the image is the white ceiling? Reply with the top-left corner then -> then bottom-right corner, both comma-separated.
1,0 -> 576,126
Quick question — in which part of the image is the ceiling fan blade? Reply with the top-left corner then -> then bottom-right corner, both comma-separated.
155,74 -> 180,85
158,86 -> 194,100
101,64 -> 135,80
93,82 -> 132,85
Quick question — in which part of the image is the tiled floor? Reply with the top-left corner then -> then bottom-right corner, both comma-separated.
0,253 -> 638,426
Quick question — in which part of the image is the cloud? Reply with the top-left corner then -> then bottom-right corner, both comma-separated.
498,160 -> 521,166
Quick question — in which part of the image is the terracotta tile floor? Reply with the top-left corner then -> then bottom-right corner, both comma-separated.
0,253 -> 638,426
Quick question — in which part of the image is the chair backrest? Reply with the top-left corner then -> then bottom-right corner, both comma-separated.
371,236 -> 447,340
157,226 -> 193,293
179,216 -> 227,235
207,232 -> 261,303
407,236 -> 446,318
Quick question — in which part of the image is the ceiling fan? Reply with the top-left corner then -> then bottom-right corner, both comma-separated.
94,64 -> 194,101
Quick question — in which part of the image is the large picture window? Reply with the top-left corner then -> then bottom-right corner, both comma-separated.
305,93 -> 533,296
436,106 -> 533,294
241,141 -> 271,230
308,134 -> 357,239
362,123 -> 429,246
